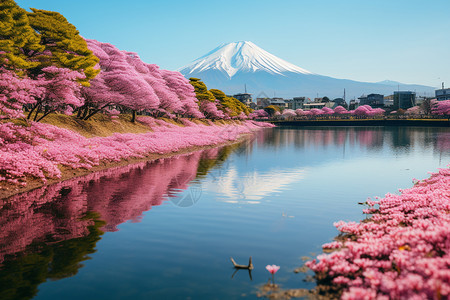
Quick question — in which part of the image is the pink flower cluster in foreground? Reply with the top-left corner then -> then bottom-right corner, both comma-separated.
0,119 -> 274,185
266,265 -> 280,274
306,168 -> 450,299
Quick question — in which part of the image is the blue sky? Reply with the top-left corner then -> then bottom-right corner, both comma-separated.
17,0 -> 450,88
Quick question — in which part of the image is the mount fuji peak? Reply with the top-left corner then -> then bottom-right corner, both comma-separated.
179,41 -> 312,78
179,42 -> 434,99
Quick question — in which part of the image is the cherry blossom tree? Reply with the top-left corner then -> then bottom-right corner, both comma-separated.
248,109 -> 269,119
432,100 -> 450,115
294,108 -> 305,116
0,68 -> 42,119
321,107 -> 334,115
200,100 -> 225,119
309,108 -> 323,116
83,40 -> 160,121
127,56 -> 182,117
366,108 -> 385,117
160,70 -> 204,118
353,105 -> 370,116
27,66 -> 85,122
334,106 -> 348,114
282,109 -> 296,118
84,39 -> 206,121
405,106 -> 422,116
351,105 -> 385,117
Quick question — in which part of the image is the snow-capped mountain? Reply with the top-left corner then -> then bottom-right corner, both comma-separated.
181,41 -> 313,78
179,41 -> 435,99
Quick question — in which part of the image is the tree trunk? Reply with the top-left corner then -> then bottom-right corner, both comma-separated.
36,108 -> 55,122
76,105 -> 85,118
131,110 -> 136,122
84,103 -> 110,120
27,101 -> 41,119
33,103 -> 42,121
81,105 -> 89,119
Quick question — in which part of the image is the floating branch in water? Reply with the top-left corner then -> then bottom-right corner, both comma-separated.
230,256 -> 254,270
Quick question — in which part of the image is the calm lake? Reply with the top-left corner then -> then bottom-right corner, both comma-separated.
1,126 -> 449,300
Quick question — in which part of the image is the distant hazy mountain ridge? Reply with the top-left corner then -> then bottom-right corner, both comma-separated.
179,41 -> 435,99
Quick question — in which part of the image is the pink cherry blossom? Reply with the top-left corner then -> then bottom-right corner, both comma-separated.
266,265 -> 280,274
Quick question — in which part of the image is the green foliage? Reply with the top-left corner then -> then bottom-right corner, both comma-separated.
188,78 -> 252,117
0,1 -> 99,84
209,89 -> 251,116
189,78 -> 215,102
27,8 -> 99,85
264,105 -> 279,116
0,0 -> 44,71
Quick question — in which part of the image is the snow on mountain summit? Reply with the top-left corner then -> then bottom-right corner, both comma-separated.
179,41 -> 313,78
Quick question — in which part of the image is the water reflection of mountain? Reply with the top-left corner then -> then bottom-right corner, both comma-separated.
206,127 -> 449,203
0,146 -> 236,300
204,166 -> 306,203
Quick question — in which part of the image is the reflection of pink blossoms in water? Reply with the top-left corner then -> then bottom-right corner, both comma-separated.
0,148 -> 226,263
306,167 -> 450,299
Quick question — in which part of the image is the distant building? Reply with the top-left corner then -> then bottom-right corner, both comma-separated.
287,97 -> 306,110
415,96 -> 427,106
332,98 -> 347,108
233,93 -> 253,106
435,88 -> 450,101
256,98 -> 270,108
349,99 -> 359,110
358,94 -> 384,107
394,91 -> 416,110
256,97 -> 288,109
303,102 -> 326,110
269,98 -> 287,109
384,95 -> 394,107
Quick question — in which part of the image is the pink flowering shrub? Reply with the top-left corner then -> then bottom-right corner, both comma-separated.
248,109 -> 269,119
334,106 -> 349,114
282,109 -> 296,118
321,107 -> 334,115
405,106 -> 422,116
432,100 -> 450,115
352,105 -> 385,117
295,109 -> 306,116
0,119 -> 273,185
200,100 -> 225,119
306,167 -> 450,299
309,108 -> 323,116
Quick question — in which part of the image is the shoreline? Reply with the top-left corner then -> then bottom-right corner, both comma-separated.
268,118 -> 449,127
0,134 -> 250,200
